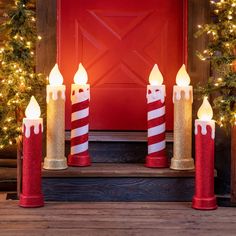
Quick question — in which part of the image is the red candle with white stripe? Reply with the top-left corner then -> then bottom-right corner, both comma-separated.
145,64 -> 168,168
192,97 -> 217,210
19,96 -> 44,208
68,63 -> 91,167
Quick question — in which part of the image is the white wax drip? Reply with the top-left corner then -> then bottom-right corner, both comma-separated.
173,85 -> 193,103
71,84 -> 90,104
46,85 -> 66,103
194,120 -> 215,139
23,118 -> 43,138
147,85 -> 165,103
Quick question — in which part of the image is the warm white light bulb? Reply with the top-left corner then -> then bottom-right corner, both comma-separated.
149,64 -> 163,86
49,64 -> 63,85
25,96 -> 41,119
197,97 -> 213,121
176,64 -> 190,86
74,63 -> 88,85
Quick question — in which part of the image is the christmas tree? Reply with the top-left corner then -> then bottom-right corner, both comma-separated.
0,0 -> 46,149
195,0 -> 236,129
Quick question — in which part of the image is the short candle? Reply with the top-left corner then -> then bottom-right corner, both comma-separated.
145,64 -> 168,168
68,63 -> 91,167
19,96 -> 44,208
192,97 -> 217,210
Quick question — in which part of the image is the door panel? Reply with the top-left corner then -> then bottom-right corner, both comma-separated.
57,0 -> 186,130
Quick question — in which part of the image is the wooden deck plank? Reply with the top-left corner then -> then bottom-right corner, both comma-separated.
0,229 -> 234,236
0,163 -> 196,180
42,163 -> 195,178
0,159 -> 17,167
0,201 -> 235,235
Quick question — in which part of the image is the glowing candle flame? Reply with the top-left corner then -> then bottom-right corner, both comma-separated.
176,64 -> 190,86
25,96 -> 41,119
149,64 -> 163,86
49,64 -> 63,85
197,97 -> 213,121
74,63 -> 88,85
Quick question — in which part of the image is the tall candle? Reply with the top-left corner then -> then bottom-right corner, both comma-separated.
43,64 -> 67,170
19,96 -> 44,208
146,64 -> 168,168
192,97 -> 217,210
68,63 -> 91,167
170,64 -> 194,170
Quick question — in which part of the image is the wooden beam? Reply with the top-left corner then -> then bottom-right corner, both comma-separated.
231,125 -> 236,203
187,0 -> 210,116
36,0 -> 57,75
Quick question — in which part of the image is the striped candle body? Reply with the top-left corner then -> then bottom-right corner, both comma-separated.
68,84 -> 91,167
145,85 -> 168,168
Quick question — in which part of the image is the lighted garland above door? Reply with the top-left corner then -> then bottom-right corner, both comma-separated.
57,0 -> 187,131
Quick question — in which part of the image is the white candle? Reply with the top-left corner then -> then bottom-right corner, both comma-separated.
43,64 -> 67,170
171,64 -> 194,170
195,97 -> 215,139
23,96 -> 43,138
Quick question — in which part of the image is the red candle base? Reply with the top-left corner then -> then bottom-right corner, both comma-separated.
192,196 -> 217,210
19,193 -> 44,208
68,154 -> 91,167
145,155 -> 169,168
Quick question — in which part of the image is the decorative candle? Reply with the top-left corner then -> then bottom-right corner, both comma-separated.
170,64 -> 194,170
192,97 -> 217,210
43,64 -> 67,170
68,63 -> 91,167
145,64 -> 168,168
19,96 -> 44,208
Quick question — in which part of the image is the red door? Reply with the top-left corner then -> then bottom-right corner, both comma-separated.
57,0 -> 187,131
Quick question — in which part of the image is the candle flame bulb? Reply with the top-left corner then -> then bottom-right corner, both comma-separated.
149,64 -> 163,86
197,97 -> 213,121
74,63 -> 88,85
25,96 -> 41,119
176,64 -> 190,86
49,64 -> 63,85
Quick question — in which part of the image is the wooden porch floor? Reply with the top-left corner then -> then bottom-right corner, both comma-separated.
0,201 -> 235,236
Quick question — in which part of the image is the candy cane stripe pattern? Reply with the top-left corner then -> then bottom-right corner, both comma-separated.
68,64 -> 91,167
145,65 -> 168,168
